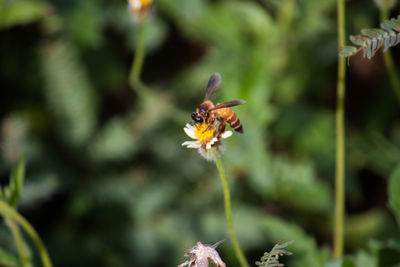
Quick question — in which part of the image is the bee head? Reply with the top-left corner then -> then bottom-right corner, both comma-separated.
191,112 -> 203,124
199,105 -> 208,116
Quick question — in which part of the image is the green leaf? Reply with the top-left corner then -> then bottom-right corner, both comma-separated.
64,0 -> 103,48
344,16 -> 400,59
0,0 -> 49,29
0,247 -> 19,267
339,46 -> 359,57
350,35 -> 367,46
361,28 -> 386,38
41,41 -> 98,148
256,239 -> 294,267
88,116 -> 136,163
4,158 -> 26,208
388,165 -> 400,226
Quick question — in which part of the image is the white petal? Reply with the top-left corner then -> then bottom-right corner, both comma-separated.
183,124 -> 197,139
206,140 -> 216,150
128,0 -> 142,10
221,131 -> 232,139
208,137 -> 218,147
206,143 -> 211,150
185,123 -> 195,131
182,141 -> 201,149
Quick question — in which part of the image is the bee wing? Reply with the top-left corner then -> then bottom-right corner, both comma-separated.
210,99 -> 246,110
204,72 -> 222,101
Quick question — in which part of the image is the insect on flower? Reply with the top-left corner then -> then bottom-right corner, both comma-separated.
191,72 -> 245,137
182,73 -> 245,160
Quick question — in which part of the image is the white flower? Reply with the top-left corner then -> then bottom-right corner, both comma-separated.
178,240 -> 226,267
128,0 -> 153,21
128,0 -> 142,11
182,123 -> 232,161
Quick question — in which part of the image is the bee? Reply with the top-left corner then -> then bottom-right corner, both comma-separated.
191,73 -> 245,136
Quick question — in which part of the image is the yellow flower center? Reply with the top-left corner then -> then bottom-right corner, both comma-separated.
194,123 -> 216,143
140,0 -> 152,6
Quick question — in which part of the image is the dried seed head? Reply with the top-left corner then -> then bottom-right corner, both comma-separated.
178,240 -> 226,267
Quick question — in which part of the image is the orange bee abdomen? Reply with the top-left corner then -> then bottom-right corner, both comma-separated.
215,108 -> 243,133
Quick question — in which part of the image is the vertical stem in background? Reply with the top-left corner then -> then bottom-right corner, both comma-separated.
380,9 -> 400,104
334,0 -> 346,259
383,50 -> 400,102
215,158 -> 250,267
7,219 -> 32,267
0,201 -> 53,267
129,22 -> 146,89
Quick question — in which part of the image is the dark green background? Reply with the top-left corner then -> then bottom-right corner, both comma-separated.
1,0 -> 400,266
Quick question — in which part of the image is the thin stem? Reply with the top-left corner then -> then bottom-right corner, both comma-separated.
6,219 -> 32,267
129,22 -> 146,90
0,201 -> 52,267
334,0 -> 346,259
380,9 -> 400,104
215,158 -> 249,267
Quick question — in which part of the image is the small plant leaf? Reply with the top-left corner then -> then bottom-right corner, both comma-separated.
339,46 -> 359,57
275,240 -> 295,249
388,165 -> 400,226
361,28 -> 386,38
4,158 -> 26,208
256,239 -> 294,267
340,15 -> 400,59
350,35 -> 367,46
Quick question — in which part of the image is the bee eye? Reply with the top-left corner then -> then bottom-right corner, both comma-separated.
191,113 -> 203,123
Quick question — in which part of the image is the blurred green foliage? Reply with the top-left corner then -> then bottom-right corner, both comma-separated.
0,0 -> 400,266
1,158 -> 25,208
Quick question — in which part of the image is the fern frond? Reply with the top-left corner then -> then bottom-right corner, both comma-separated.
255,240 -> 294,267
339,15 -> 400,59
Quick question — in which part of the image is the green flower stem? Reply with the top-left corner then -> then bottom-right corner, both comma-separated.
126,20 -> 189,134
6,219 -> 32,267
0,201 -> 52,267
129,22 -> 146,90
215,158 -> 249,267
334,0 -> 346,259
380,9 -> 400,104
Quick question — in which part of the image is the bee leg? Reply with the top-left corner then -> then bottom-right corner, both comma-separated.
203,118 -> 216,133
201,143 -> 207,151
216,118 -> 226,139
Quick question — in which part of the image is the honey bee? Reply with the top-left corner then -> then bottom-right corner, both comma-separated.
191,73 -> 245,136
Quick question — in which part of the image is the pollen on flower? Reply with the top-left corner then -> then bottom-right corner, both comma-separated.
182,123 -> 232,161
194,123 -> 216,143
